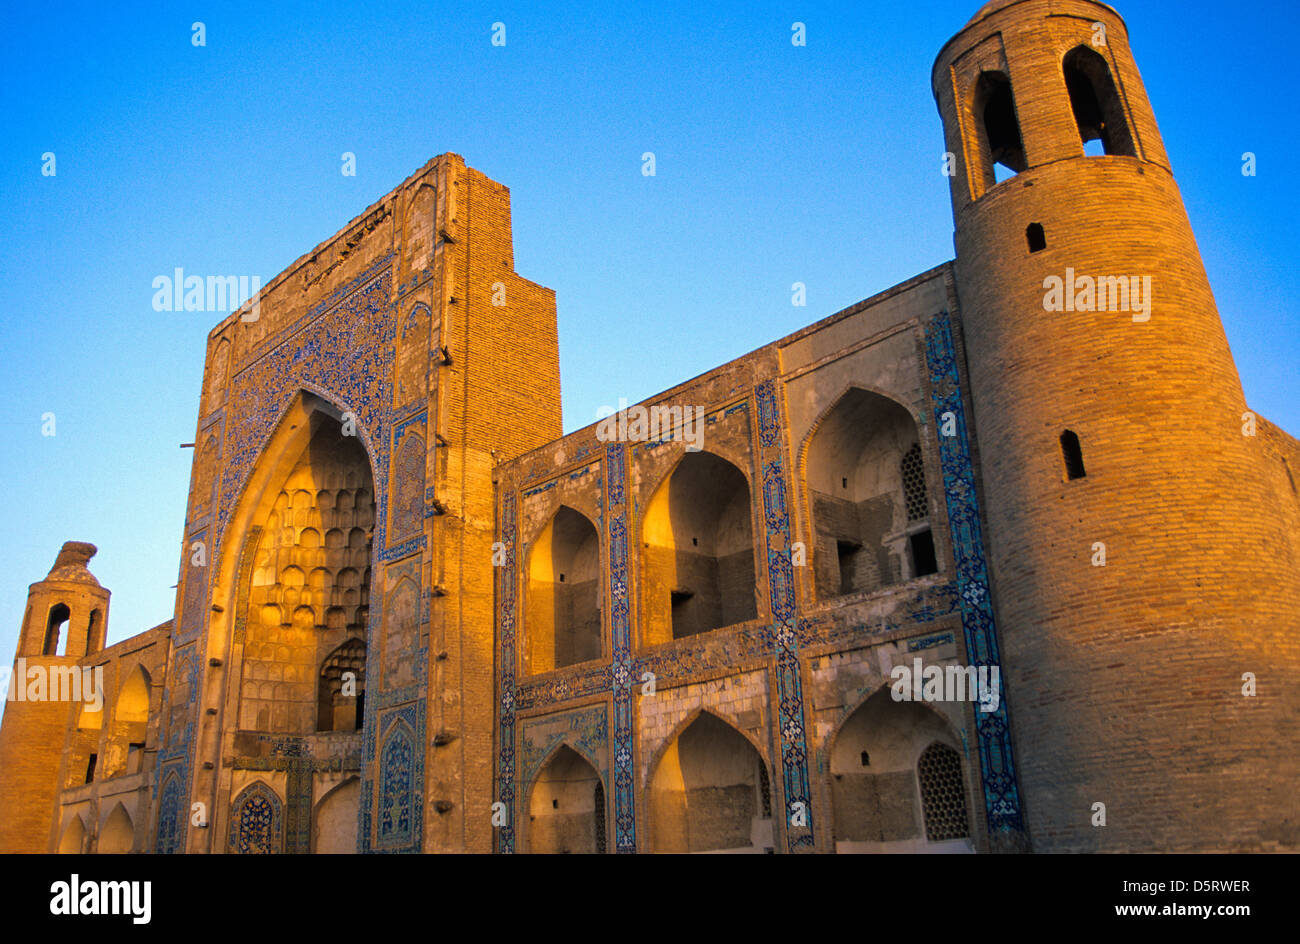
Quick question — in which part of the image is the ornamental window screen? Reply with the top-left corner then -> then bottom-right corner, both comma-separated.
917,742 -> 970,842
901,443 -> 928,521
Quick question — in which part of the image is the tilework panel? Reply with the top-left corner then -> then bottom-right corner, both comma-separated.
494,493 -> 519,853
923,312 -> 1026,840
154,768 -> 184,854
284,756 -> 314,854
390,413 -> 427,542
795,581 -> 962,651
378,722 -> 414,846
519,704 -> 610,788
761,454 -> 815,852
229,781 -> 283,854
604,443 -> 635,853
177,536 -> 208,646
153,642 -> 198,852
516,662 -> 610,710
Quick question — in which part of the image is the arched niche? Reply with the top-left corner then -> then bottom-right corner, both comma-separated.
648,712 -> 773,853
526,505 -> 602,673
641,452 -> 758,645
827,688 -> 972,853
527,744 -> 606,854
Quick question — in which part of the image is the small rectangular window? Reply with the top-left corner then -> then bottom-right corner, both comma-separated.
909,529 -> 938,577
837,541 -> 863,595
85,753 -> 97,784
1061,430 -> 1086,480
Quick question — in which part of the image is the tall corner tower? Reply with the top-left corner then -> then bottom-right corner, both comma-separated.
0,542 -> 110,852
933,0 -> 1299,851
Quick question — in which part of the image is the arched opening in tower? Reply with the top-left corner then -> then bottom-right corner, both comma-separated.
239,415 -> 374,735
1064,46 -> 1135,157
641,451 -> 758,644
973,70 -> 1026,183
43,603 -> 70,656
526,505 -> 602,674
804,388 -> 937,602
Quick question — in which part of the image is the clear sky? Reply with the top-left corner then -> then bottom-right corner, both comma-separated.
1,0 -> 1296,664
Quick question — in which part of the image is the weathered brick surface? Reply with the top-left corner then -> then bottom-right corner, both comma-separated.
935,0 -> 1300,851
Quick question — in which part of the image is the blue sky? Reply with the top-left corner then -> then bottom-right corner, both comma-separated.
1,0 -> 1296,660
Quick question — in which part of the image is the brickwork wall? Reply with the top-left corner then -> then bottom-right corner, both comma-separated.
935,0 -> 1300,851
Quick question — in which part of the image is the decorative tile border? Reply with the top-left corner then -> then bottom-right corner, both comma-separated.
923,312 -> 1027,846
604,443 -> 636,853
494,493 -> 519,852
761,455 -> 815,853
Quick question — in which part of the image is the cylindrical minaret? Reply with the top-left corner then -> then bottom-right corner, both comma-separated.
0,542 -> 111,851
934,0 -> 1300,850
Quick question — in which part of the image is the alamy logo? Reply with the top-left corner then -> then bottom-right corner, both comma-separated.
890,658 -> 1001,712
1042,267 -> 1152,322
50,875 -> 151,924
2,660 -> 103,709
595,397 -> 704,451
152,268 -> 261,321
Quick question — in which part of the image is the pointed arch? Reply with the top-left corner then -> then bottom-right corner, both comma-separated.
389,429 -> 425,540
155,771 -> 184,854
1063,45 -> 1135,157
229,781 -> 283,854
44,602 -> 70,655
800,386 -> 936,601
826,686 -> 972,853
228,391 -> 377,735
116,664 -> 152,724
85,608 -> 103,656
313,776 -> 361,853
526,504 -> 602,673
58,814 -> 86,854
403,183 -> 438,276
394,302 -> 432,407
318,638 -> 366,732
381,576 -> 418,689
526,743 -> 607,854
97,802 -> 135,854
378,721 -> 415,846
647,710 -> 773,853
640,451 -> 758,645
973,69 -> 1026,185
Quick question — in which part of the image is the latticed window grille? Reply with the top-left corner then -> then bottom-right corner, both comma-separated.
918,742 -> 969,841
758,760 -> 772,818
901,442 -> 928,521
